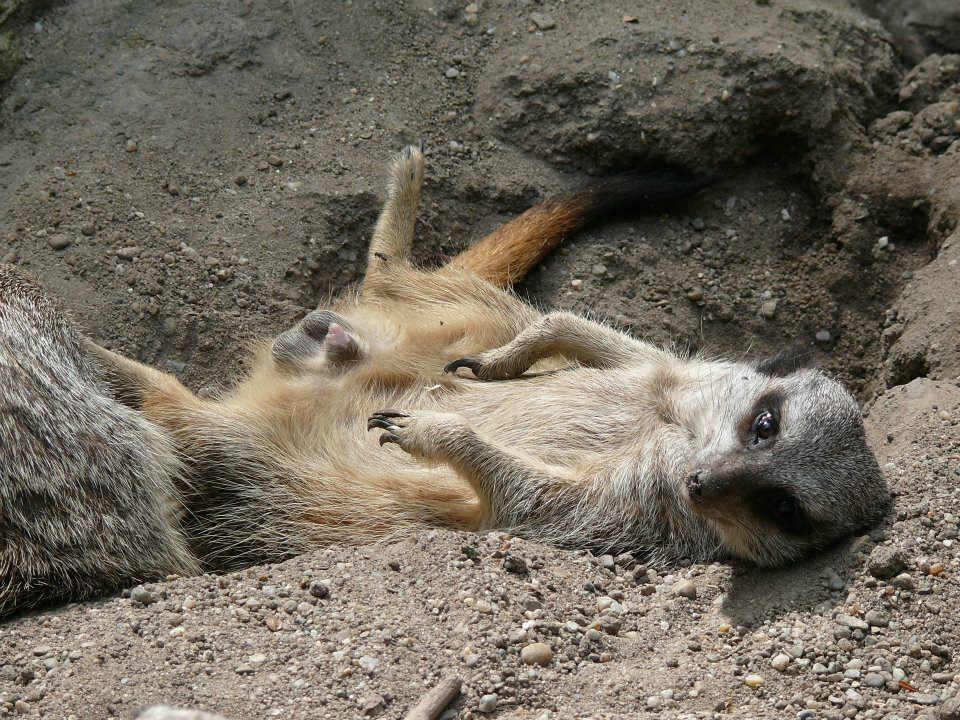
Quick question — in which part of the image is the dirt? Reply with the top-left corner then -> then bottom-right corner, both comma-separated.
0,0 -> 958,718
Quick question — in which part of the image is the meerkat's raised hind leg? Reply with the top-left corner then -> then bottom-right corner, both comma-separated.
444,311 -> 669,380
361,144 -> 425,295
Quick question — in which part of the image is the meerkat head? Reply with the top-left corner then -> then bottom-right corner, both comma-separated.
684,351 -> 890,567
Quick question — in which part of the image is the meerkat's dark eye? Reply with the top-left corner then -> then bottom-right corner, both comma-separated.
751,410 -> 779,442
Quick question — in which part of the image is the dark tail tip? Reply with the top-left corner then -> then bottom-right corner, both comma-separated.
577,166 -> 715,220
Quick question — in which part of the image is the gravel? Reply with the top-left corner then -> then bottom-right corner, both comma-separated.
0,0 -> 958,718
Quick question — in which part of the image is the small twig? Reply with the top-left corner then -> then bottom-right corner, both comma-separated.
403,676 -> 462,720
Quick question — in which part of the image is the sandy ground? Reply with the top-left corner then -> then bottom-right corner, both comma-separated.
0,0 -> 958,718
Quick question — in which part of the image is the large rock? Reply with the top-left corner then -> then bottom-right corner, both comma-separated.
476,2 -> 899,171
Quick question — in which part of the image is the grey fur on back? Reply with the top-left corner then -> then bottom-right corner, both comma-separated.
0,265 -> 198,618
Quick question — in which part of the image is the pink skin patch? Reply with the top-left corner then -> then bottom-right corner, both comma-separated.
326,323 -> 351,348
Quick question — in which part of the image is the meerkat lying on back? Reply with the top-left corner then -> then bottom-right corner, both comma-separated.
0,146 -> 889,616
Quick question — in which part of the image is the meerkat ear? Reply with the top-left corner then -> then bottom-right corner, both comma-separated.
83,338 -> 199,411
756,348 -> 815,377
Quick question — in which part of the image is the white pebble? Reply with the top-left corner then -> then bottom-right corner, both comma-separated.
771,653 -> 791,671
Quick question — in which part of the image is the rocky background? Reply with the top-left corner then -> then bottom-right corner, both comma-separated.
0,0 -> 958,718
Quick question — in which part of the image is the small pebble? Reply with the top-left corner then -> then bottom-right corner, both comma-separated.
130,586 -> 159,605
760,299 -> 778,320
126,139 -> 138,152
877,236 -> 889,249
822,566 -> 844,591
503,555 -> 528,574
116,246 -> 142,260
52,166 -> 66,180
891,572 -> 914,589
266,155 -> 283,167
47,234 -> 71,250
477,694 -> 498,714
520,643 -> 553,666
445,67 -> 460,79
673,579 -> 697,600
570,278 -> 583,291
815,329 -> 832,344
868,546 -> 908,579
838,615 -> 868,631
743,674 -> 764,688
771,654 -> 791,671
529,12 -> 556,30
358,656 -> 380,674
80,221 -> 96,236
360,695 -> 384,716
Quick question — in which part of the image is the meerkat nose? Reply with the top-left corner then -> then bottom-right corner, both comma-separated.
686,470 -> 704,499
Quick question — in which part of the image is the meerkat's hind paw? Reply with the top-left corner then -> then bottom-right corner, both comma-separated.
272,310 -> 364,368
393,143 -> 425,185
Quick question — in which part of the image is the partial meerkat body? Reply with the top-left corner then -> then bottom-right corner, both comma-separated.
0,146 -> 889,615
0,267 -> 198,617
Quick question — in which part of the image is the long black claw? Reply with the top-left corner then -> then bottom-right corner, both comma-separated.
367,418 -> 397,431
444,357 -> 482,375
379,433 -> 400,446
371,409 -> 410,419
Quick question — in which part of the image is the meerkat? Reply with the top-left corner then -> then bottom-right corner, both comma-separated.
0,146 -> 889,615
0,266 -> 199,617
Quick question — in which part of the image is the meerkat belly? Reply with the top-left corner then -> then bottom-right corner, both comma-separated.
442,366 -> 661,467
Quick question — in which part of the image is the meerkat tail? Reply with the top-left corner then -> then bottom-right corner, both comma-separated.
449,168 -> 713,287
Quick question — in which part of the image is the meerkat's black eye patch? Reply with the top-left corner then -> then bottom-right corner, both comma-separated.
752,491 -> 812,535
756,348 -> 814,377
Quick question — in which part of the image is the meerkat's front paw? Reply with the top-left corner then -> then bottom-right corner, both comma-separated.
444,348 -> 528,381
367,409 -> 472,461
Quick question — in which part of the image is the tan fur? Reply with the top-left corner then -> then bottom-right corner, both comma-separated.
0,145 -> 888,618
88,146 -> 887,570
447,195 -> 591,287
